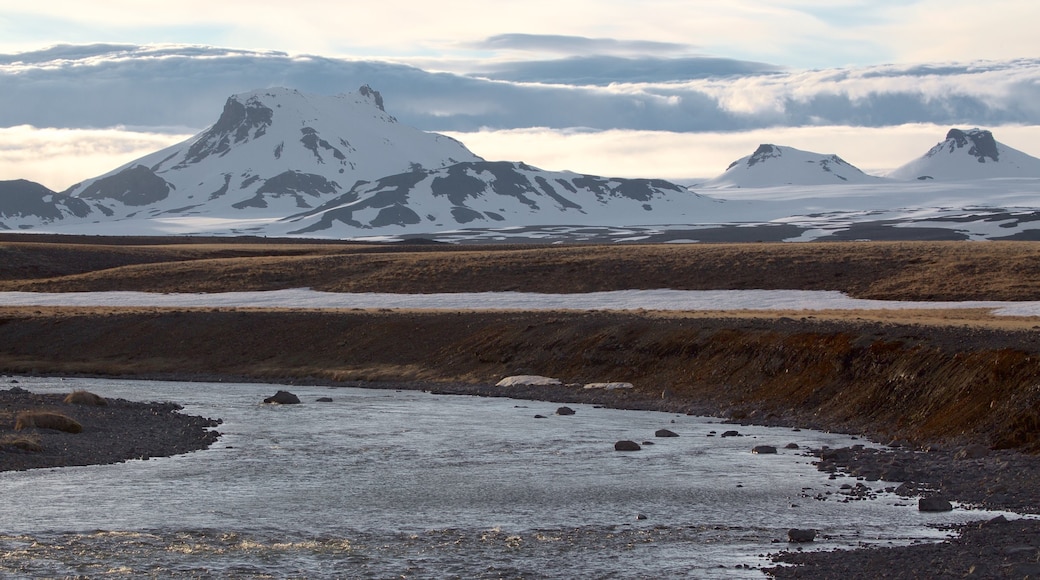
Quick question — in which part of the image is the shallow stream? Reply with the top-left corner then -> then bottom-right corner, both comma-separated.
0,377 -> 1008,578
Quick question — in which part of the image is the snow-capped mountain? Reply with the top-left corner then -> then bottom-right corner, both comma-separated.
60,86 -> 482,220
696,144 -> 883,188
7,99 -> 1040,243
276,161 -> 716,236
888,128 -> 1040,181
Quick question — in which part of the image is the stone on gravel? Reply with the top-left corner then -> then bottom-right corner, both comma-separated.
263,390 -> 301,404
954,444 -> 990,460
788,528 -> 817,543
583,382 -> 634,390
615,440 -> 641,451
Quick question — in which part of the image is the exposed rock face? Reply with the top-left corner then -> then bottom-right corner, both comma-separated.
75,165 -> 172,206
746,144 -> 782,168
263,390 -> 301,404
284,160 -> 699,234
946,128 -> 999,163
358,84 -> 387,113
182,95 -> 275,165
0,179 -> 84,221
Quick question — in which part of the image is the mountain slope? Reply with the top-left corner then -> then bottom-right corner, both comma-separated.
276,161 -> 717,236
0,179 -> 90,229
61,86 -> 482,220
888,128 -> 1040,181
697,144 -> 883,188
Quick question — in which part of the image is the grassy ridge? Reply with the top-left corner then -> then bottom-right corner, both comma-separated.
3,239 -> 1040,300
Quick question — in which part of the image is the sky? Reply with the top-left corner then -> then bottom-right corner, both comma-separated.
1,1 -> 1039,190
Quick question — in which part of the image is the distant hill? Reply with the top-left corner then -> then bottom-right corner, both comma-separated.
697,144 -> 883,188
888,128 -> 1040,181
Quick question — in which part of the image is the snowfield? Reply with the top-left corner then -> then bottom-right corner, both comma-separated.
3,288 -> 1040,316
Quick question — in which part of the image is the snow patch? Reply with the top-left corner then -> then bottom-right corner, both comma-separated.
495,375 -> 562,387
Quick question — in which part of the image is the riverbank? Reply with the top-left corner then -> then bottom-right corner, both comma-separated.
0,384 -> 221,471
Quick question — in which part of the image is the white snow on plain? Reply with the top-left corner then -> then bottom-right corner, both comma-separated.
2,288 -> 1039,316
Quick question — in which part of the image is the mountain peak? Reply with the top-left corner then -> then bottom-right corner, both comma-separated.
942,128 -> 999,162
181,94 -> 274,166
889,127 -> 1040,180
358,84 -> 386,112
704,144 -> 878,188
58,85 -> 482,219
745,144 -> 782,168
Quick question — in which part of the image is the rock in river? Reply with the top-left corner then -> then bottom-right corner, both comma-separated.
263,390 -> 301,404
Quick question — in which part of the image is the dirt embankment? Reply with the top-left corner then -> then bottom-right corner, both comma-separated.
2,307 -> 1039,453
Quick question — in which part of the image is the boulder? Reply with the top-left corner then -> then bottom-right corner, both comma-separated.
919,497 -> 954,512
655,429 -> 679,438
752,445 -> 778,454
556,406 -> 576,416
788,528 -> 817,543
784,443 -> 800,449
64,390 -> 107,406
615,440 -> 642,451
263,390 -> 301,404
496,375 -> 561,387
721,430 -> 740,438
315,397 -> 333,403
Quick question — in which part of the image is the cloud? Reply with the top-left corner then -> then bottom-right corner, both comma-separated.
0,125 -> 190,190
463,34 -> 696,56
3,1 -> 1040,70
4,45 -> 1040,137
444,124 -> 1040,182
467,56 -> 781,85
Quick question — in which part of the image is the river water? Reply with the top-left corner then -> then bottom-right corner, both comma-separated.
0,377 -> 1006,578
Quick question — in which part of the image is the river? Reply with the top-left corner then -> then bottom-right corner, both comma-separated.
0,376 -> 1006,578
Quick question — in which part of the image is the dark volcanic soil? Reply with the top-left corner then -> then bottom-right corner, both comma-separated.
0,384 -> 221,471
